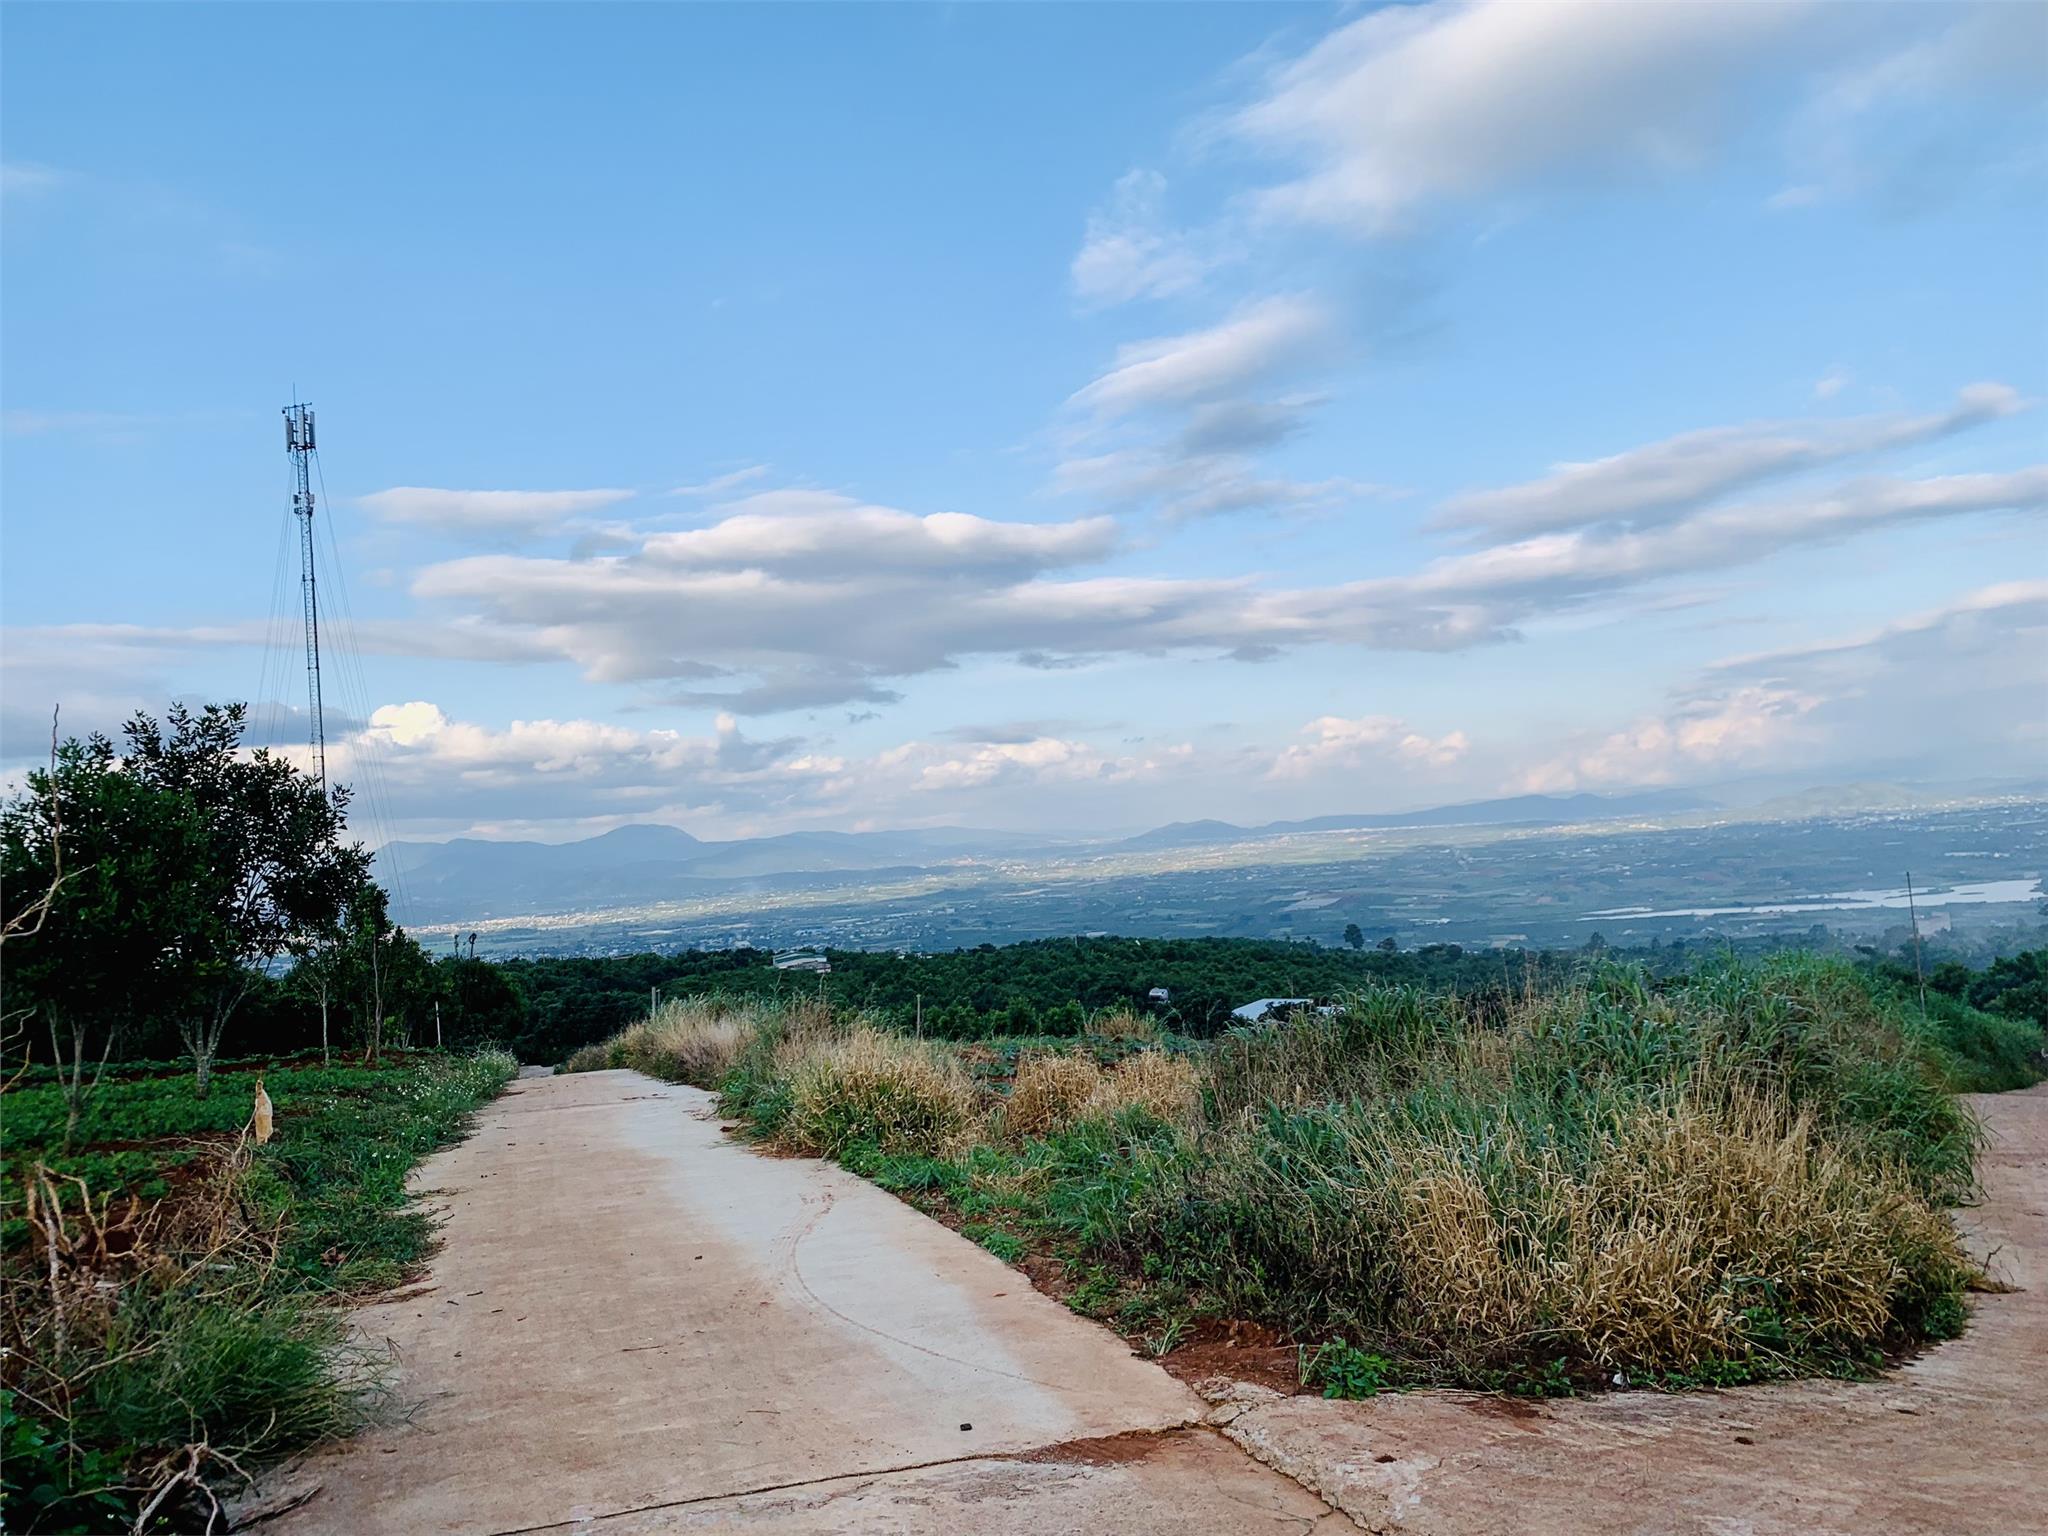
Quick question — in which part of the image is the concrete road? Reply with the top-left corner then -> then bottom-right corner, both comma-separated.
269,1069 -> 1339,1535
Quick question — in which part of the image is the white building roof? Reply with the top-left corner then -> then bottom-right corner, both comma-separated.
1230,997 -> 1312,1022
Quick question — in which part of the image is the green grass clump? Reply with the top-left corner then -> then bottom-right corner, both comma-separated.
2,1049 -> 514,1532
1893,983 -> 2044,1093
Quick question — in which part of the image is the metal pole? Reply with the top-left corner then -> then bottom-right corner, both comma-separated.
1905,871 -> 1928,1017
284,403 -> 327,793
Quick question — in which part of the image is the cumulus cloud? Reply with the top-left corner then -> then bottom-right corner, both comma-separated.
309,699 -> 1198,837
1068,295 -> 1329,417
358,487 -> 635,537
291,701 -> 827,834
876,735 -> 1168,793
1071,169 -> 1214,306
1271,715 -> 1470,779
1229,0 -> 1813,234
364,700 -> 793,779
637,491 -> 1117,578
1520,581 -> 2048,792
1434,384 -> 2025,541
394,457 -> 2043,713
409,494 -> 1165,709
1519,685 -> 1820,793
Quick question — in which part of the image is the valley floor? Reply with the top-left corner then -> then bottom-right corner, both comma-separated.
256,1074 -> 2046,1536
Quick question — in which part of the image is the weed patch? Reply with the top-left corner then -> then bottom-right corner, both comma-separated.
2,1050 -> 514,1531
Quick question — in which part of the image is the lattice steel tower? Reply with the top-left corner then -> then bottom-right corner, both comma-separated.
284,402 -> 327,792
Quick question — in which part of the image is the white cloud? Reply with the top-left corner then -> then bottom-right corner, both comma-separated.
1410,467 -> 2048,611
324,700 -> 1188,836
358,487 -> 635,537
1230,0 -> 1814,234
1057,301 -> 1346,521
311,702 -> 823,834
363,700 -> 785,779
1433,384 -> 2024,541
1519,684 -> 1820,793
1813,368 -> 1852,400
1071,169 -> 1213,306
1068,295 -> 1328,417
1271,715 -> 1470,780
1778,4 -> 2048,211
1055,442 -> 1375,523
671,465 -> 770,497
1,161 -> 64,196
638,491 -> 1118,577
877,735 -> 1164,793
1520,580 -> 2048,792
393,458 -> 2043,713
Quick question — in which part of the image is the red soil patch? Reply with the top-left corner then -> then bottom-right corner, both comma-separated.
1158,1317 -> 1305,1396
1009,1426 -> 1189,1466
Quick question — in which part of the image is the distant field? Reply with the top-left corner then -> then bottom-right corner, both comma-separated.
423,802 -> 2047,959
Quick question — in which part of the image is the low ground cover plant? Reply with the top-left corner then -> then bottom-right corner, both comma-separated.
1,1050 -> 515,1533
573,954 -> 2036,1397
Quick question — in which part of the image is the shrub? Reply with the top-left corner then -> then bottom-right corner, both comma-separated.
1899,985 -> 2043,1094
1090,1051 -> 1201,1126
563,999 -> 751,1087
1301,1339 -> 1397,1399
1084,1007 -> 1160,1043
781,1030 -> 979,1158
1002,1053 -> 1102,1140
1116,963 -> 1983,1382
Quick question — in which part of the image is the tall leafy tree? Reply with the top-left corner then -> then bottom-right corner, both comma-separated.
332,881 -> 437,1062
121,703 -> 369,1093
1,732 -> 208,1139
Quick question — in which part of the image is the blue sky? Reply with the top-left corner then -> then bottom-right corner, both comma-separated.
4,1 -> 2044,844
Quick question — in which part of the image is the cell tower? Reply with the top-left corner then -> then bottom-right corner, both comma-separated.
284,402 -> 327,792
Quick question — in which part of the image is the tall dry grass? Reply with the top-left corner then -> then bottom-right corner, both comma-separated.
1002,1053 -> 1102,1140
1091,1050 -> 1200,1126
1084,1007 -> 1160,1042
781,1029 -> 980,1158
1002,1049 -> 1201,1140
561,997 -> 770,1086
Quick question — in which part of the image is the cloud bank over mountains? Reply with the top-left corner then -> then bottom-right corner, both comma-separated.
5,0 -> 2042,841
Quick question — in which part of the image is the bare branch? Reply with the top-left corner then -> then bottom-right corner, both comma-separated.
3,705 -> 69,945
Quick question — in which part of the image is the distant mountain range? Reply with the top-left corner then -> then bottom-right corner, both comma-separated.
378,822 -> 1069,924
1114,789 -> 1718,850
378,789 -> 1720,926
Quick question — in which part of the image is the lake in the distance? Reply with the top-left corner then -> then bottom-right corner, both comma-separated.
1586,878 -> 2044,922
